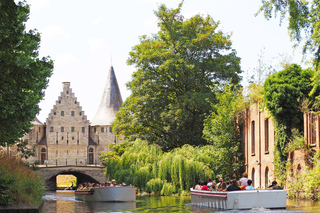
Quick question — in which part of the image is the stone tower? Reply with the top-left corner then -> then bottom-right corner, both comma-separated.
45,82 -> 90,165
90,66 -> 123,154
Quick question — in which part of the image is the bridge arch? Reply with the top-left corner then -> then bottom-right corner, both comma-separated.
37,166 -> 106,190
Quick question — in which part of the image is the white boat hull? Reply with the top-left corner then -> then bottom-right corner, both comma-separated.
190,189 -> 287,210
75,187 -> 136,202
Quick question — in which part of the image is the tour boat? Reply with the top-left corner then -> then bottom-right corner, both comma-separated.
190,188 -> 287,210
75,186 -> 136,202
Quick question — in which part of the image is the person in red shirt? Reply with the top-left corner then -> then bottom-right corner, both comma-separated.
201,181 -> 209,190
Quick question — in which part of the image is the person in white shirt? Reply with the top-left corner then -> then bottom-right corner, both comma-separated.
239,172 -> 249,186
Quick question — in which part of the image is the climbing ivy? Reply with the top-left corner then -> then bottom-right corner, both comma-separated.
263,64 -> 318,180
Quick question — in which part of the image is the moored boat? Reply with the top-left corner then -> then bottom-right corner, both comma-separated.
190,188 -> 287,210
75,186 -> 136,202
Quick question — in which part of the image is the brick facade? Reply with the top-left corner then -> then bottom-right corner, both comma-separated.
243,103 -> 275,189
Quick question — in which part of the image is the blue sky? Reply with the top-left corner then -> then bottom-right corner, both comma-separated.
24,0 -> 307,123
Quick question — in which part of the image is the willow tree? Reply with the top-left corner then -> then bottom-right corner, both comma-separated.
113,2 -> 241,150
0,0 -> 53,146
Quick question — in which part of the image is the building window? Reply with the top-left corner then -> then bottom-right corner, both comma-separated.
71,127 -> 75,132
82,127 -> 85,133
77,140 -> 79,145
54,112 -> 56,115
265,167 -> 269,189
297,164 -> 302,172
109,127 -> 112,133
71,111 -> 75,116
61,136 -> 64,140
61,127 -> 64,132
72,136 -> 74,140
94,128 -> 96,133
265,119 -> 269,153
79,112 -> 82,116
66,90 -> 69,94
39,127 -> 41,132
251,121 -> 255,155
101,127 -> 104,133
61,111 -> 64,116
252,168 -> 255,187
50,127 -> 54,132
59,100 -> 61,104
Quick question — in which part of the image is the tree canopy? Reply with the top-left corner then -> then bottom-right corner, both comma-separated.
113,3 -> 241,150
263,64 -> 316,158
0,0 -> 53,146
203,85 -> 245,179
257,0 -> 318,61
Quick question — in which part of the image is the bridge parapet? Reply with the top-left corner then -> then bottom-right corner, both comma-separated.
32,158 -> 102,167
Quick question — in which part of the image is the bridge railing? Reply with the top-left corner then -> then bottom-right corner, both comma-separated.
35,159 -> 102,167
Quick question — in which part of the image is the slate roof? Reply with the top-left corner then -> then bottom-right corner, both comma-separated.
31,117 -> 43,126
90,66 -> 123,126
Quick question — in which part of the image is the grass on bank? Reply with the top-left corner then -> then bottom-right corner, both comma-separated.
0,153 -> 44,206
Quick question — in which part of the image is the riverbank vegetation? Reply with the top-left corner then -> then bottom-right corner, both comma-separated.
101,139 -> 241,195
0,154 -> 44,206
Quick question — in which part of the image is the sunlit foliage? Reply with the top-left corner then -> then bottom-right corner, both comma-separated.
113,2 -> 241,150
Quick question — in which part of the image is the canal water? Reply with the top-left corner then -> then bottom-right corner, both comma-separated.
42,191 -> 320,213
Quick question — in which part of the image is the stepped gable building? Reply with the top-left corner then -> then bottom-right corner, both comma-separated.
22,66 -> 123,165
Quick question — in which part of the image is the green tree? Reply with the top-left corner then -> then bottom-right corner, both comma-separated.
256,1 -> 320,101
257,1 -> 315,60
263,64 -> 316,159
0,0 -> 53,146
203,84 -> 245,179
113,2 -> 241,150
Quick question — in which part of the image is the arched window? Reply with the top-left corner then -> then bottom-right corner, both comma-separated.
40,148 -> 46,165
297,164 -> 302,172
88,148 -> 94,165
252,168 -> 255,187
265,167 -> 269,189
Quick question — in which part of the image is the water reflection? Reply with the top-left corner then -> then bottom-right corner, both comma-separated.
42,191 -> 320,213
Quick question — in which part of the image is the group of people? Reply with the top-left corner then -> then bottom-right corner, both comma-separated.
195,172 -> 282,192
75,179 -> 128,191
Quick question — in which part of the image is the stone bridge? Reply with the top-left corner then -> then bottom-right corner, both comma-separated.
36,165 -> 106,190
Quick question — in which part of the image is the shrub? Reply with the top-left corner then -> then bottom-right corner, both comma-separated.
0,154 -> 44,206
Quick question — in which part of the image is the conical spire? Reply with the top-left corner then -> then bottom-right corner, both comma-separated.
91,66 -> 123,126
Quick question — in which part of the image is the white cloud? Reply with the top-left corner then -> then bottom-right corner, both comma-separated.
88,39 -> 107,51
41,25 -> 69,42
28,0 -> 50,13
54,53 -> 77,67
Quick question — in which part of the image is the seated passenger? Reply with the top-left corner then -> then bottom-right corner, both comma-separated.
201,181 -> 209,191
218,182 -> 226,191
195,181 -> 201,190
210,182 -> 217,191
110,179 -> 117,187
76,184 -> 83,191
245,179 -> 254,190
268,181 -> 283,190
226,179 -> 241,191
